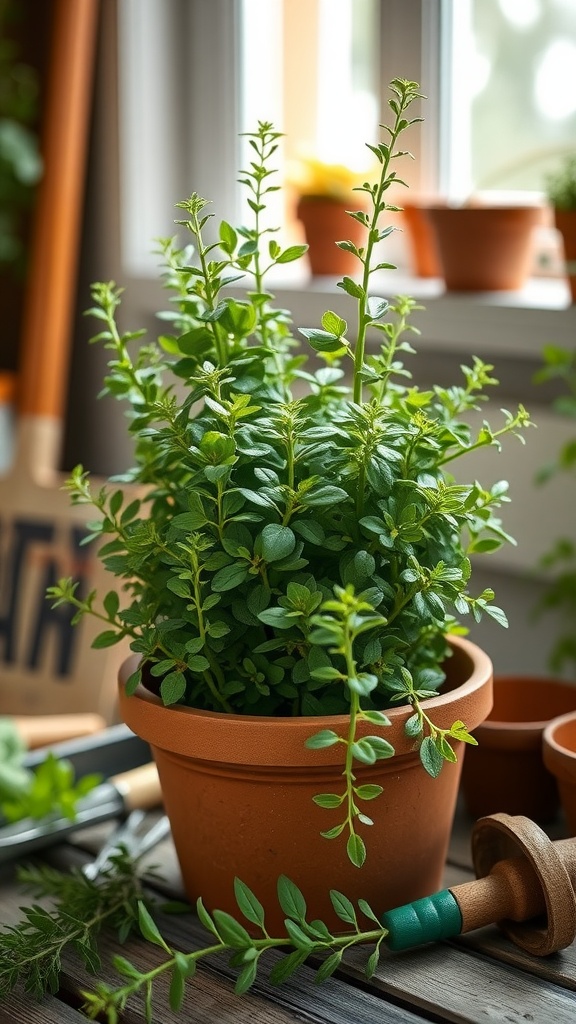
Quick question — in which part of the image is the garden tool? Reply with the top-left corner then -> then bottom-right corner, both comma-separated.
0,0 -> 129,723
82,808 -> 171,880
382,812 -> 576,957
6,713 -> 106,749
0,760 -> 161,864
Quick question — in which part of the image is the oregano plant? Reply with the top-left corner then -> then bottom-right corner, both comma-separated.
49,78 -> 532,868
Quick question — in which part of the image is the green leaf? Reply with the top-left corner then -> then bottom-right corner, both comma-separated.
320,823 -> 346,839
301,485 -> 350,507
305,729 -> 340,749
277,875 -> 307,922
337,276 -> 364,298
321,310 -> 347,336
234,878 -> 266,929
315,951 -> 343,983
404,713 -> 422,738
160,672 -> 186,706
358,898 -> 382,925
137,903 -> 169,950
354,784 -> 383,801
212,910 -> 252,948
299,328 -> 345,353
92,630 -> 120,649
284,919 -> 315,949
366,947 -> 381,979
419,735 -> 443,778
235,958 -> 258,995
346,833 -> 366,868
268,949 -> 310,985
275,244 -> 308,264
261,523 -> 296,562
330,890 -> 358,926
312,792 -> 344,808
211,563 -> 249,592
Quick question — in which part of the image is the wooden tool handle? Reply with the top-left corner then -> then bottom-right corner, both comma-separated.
12,713 -> 106,749
111,762 -> 162,811
18,0 -> 100,420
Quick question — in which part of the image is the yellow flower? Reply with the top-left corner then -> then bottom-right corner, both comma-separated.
286,155 -> 369,201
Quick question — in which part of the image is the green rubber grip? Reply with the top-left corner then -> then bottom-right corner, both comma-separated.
381,889 -> 463,950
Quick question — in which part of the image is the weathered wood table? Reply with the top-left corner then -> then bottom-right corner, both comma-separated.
1,801 -> 576,1024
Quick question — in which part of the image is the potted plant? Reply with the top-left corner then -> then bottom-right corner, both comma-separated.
288,152 -> 370,277
50,78 -> 531,932
545,154 -> 576,303
422,200 -> 543,292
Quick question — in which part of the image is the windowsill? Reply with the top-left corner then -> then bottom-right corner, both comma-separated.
250,270 -> 576,360
130,266 -> 575,362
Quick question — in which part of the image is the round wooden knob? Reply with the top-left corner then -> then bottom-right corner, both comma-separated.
471,813 -> 576,955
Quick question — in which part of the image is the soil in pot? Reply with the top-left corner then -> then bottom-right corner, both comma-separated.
423,205 -> 542,291
460,676 -> 576,823
543,712 -> 576,835
119,635 -> 492,933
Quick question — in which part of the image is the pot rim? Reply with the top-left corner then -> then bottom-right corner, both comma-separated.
543,711 -> 576,785
118,634 -> 493,766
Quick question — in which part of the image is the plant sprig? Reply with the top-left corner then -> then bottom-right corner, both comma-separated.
80,875 -> 388,1023
0,855 -> 388,1023
0,849 -> 147,1000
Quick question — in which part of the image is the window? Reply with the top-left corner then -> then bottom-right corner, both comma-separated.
442,0 -> 576,200
115,0 -> 576,282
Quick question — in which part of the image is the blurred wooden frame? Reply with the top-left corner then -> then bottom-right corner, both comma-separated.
0,0 -> 128,721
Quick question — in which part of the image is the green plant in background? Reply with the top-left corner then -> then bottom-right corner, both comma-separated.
545,154 -> 576,211
0,0 -> 42,272
0,717 -> 101,824
534,345 -> 576,674
49,78 -> 531,865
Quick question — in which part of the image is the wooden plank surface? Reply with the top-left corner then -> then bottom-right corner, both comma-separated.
2,806 -> 576,1024
344,942 -> 576,1024
0,993 -> 88,1023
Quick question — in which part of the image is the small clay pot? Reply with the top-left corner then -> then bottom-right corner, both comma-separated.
460,676 -> 576,823
543,712 -> 576,835
401,201 -> 442,277
119,635 -> 492,933
423,204 -> 542,291
295,195 -> 365,277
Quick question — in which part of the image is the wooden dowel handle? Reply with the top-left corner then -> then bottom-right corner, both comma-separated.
12,713 -> 106,749
111,762 -> 162,811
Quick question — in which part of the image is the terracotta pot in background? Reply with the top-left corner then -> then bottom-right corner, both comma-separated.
423,205 -> 542,291
554,209 -> 576,304
461,676 -> 576,823
295,195 -> 365,277
401,201 -> 442,277
543,712 -> 576,834
119,635 -> 492,933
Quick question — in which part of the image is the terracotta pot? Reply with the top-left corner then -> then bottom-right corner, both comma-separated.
543,712 -> 576,834
401,201 -> 442,278
118,635 -> 492,931
295,195 -> 365,277
460,676 -> 576,823
554,209 -> 576,304
423,205 -> 542,291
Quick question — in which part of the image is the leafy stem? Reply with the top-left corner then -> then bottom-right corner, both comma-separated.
351,79 -> 423,404
80,875 -> 388,1023
305,586 -> 394,867
0,859 -> 388,1023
